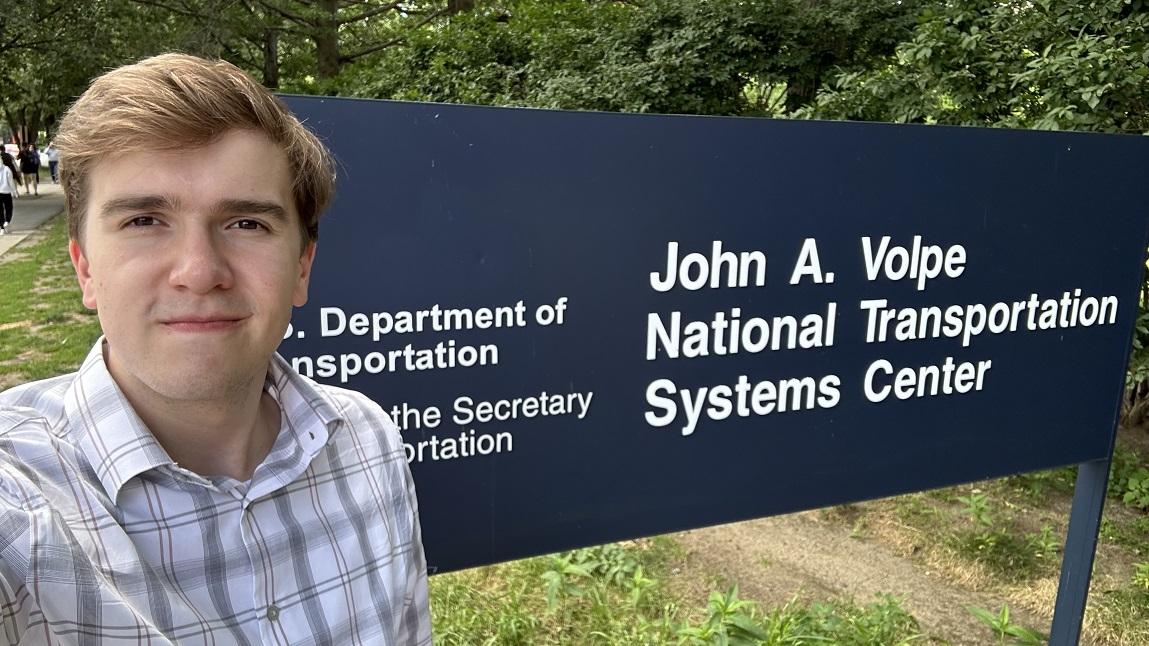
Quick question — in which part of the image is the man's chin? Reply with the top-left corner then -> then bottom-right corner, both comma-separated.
130,366 -> 263,405
104,341 -> 272,404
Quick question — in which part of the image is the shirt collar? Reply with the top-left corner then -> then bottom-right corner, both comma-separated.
65,338 -> 346,502
245,353 -> 345,501
65,339 -> 174,502
265,350 -> 343,448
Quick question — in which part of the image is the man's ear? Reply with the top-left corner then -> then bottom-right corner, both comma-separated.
293,241 -> 317,307
69,238 -> 98,310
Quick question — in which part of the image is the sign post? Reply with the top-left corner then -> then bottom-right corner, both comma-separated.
282,95 -> 1149,634
1050,458 -> 1115,644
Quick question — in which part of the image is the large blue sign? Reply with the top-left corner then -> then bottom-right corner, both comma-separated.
280,96 -> 1149,574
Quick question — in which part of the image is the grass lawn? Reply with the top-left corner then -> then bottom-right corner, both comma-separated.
0,216 -> 100,390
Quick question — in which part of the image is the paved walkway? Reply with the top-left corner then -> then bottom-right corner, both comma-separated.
0,180 -> 66,258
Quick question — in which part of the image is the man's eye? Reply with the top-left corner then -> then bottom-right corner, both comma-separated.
230,219 -> 266,231
126,216 -> 157,227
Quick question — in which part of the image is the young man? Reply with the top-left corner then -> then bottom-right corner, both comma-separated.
0,54 -> 432,644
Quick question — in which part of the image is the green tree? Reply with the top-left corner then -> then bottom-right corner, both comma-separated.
802,0 -> 1149,133
128,0 -> 476,89
131,0 -> 287,86
0,0 -> 154,143
335,0 -> 614,105
755,0 -> 931,113
336,0 -> 924,115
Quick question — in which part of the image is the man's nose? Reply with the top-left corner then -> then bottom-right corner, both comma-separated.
168,228 -> 235,293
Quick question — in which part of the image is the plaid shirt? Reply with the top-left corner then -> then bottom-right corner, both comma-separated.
0,340 -> 432,645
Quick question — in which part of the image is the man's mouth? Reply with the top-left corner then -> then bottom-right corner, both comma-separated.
160,315 -> 247,332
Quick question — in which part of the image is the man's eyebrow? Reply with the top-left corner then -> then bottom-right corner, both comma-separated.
213,199 -> 289,220
96,196 -> 290,220
98,195 -> 177,219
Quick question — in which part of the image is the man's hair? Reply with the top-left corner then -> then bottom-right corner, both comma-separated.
56,53 -> 334,244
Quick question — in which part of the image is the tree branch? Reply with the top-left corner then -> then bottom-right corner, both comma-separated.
339,6 -> 447,62
129,0 -> 213,19
256,0 -> 313,27
2,36 -> 57,51
0,34 -> 26,54
336,1 -> 405,26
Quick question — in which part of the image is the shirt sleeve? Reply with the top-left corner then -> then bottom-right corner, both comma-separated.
0,489 -> 32,644
0,424 -> 55,645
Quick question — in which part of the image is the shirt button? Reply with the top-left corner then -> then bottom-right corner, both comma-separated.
266,604 -> 280,621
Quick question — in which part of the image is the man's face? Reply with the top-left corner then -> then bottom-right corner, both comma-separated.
70,129 -> 316,403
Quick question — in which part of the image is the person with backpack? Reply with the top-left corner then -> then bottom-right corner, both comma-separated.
17,142 -> 39,196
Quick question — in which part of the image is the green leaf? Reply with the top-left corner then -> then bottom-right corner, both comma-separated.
727,613 -> 769,639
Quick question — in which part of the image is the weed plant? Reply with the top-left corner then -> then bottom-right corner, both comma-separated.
1005,467 -> 1075,504
430,540 -> 682,645
430,540 -> 928,645
967,604 -> 1045,645
755,594 -> 922,645
947,491 -> 1056,581
1110,447 -> 1149,509
949,528 -> 1044,581
869,459 -> 1149,645
1133,562 -> 1149,592
1099,516 -> 1149,554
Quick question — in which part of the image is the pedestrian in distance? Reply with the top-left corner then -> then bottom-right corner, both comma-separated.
0,150 -> 18,188
17,142 -> 39,196
0,54 -> 432,644
44,142 -> 60,183
0,154 -> 15,234
2,147 -> 22,189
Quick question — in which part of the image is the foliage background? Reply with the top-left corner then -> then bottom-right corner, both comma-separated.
7,1 -> 1144,131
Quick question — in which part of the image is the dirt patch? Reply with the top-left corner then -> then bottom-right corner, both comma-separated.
655,426 -> 1149,645
0,372 -> 29,391
667,510 -> 1049,645
0,232 -> 49,266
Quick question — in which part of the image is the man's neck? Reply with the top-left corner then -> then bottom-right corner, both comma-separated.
113,369 -> 282,482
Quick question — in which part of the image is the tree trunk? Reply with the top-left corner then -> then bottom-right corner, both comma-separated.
43,114 -> 58,142
5,105 -> 41,146
20,111 -> 43,146
785,67 -> 822,113
263,27 -> 280,89
7,107 -> 44,146
2,104 -> 17,144
314,0 -> 341,79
